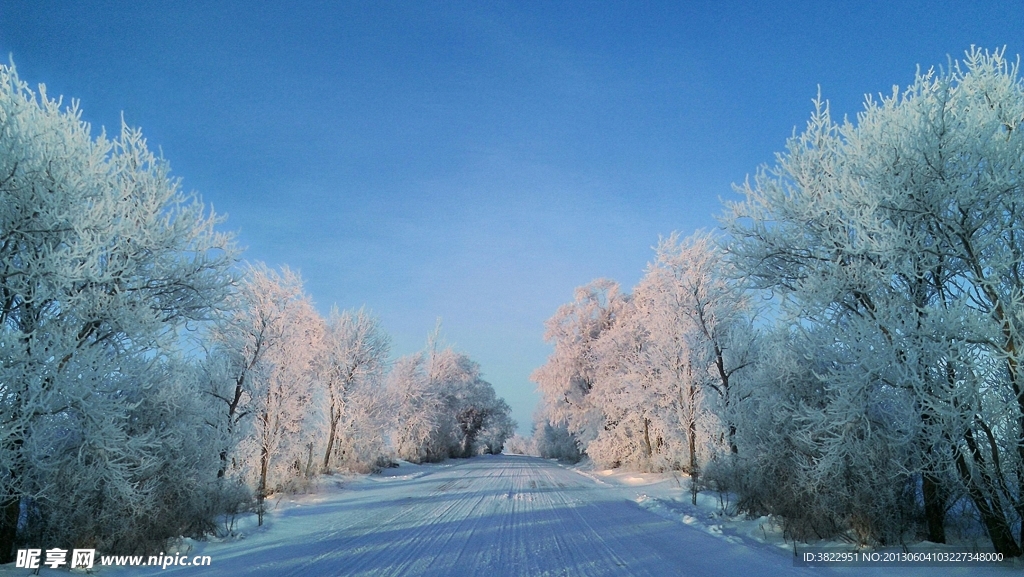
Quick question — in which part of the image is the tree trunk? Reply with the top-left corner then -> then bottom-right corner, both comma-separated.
0,497 -> 19,564
0,438 -> 24,564
921,471 -> 946,544
920,397 -> 946,544
953,440 -> 1022,557
322,413 -> 339,471
642,417 -> 653,459
258,443 -> 269,526
305,442 -> 315,478
688,414 -> 698,506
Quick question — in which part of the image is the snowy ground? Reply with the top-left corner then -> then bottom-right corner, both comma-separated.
572,461 -> 1019,576
3,455 -> 1019,576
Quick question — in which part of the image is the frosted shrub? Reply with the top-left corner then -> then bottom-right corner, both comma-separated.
534,419 -> 583,463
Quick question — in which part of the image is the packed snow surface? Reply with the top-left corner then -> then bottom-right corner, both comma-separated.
9,455 -> 1017,576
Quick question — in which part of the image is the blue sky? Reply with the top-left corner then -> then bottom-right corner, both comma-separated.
2,1 -> 1020,433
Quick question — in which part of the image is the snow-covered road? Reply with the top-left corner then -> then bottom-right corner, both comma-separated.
287,454 -> 803,576
102,455 -> 1011,577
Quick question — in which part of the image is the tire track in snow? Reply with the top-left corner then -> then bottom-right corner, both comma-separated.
123,455 -> 986,577
310,455 -> 815,577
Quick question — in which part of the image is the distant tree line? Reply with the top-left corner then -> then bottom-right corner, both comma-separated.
0,63 -> 514,563
532,48 -> 1024,557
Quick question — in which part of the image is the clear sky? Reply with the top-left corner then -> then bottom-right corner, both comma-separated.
2,1 -> 1020,433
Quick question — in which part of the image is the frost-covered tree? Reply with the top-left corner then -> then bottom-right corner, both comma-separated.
534,238 -> 752,478
389,337 -> 515,463
585,297 -> 676,470
724,48 -> 1024,554
532,408 -> 583,462
387,352 -> 444,462
504,433 -> 538,457
721,327 -> 861,540
532,279 -> 628,454
317,307 -> 390,473
116,358 -> 232,545
454,377 -> 516,456
429,348 -> 514,457
207,264 -> 320,525
645,232 -> 753,455
476,407 -> 517,455
0,63 -> 235,560
621,232 -> 753,484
